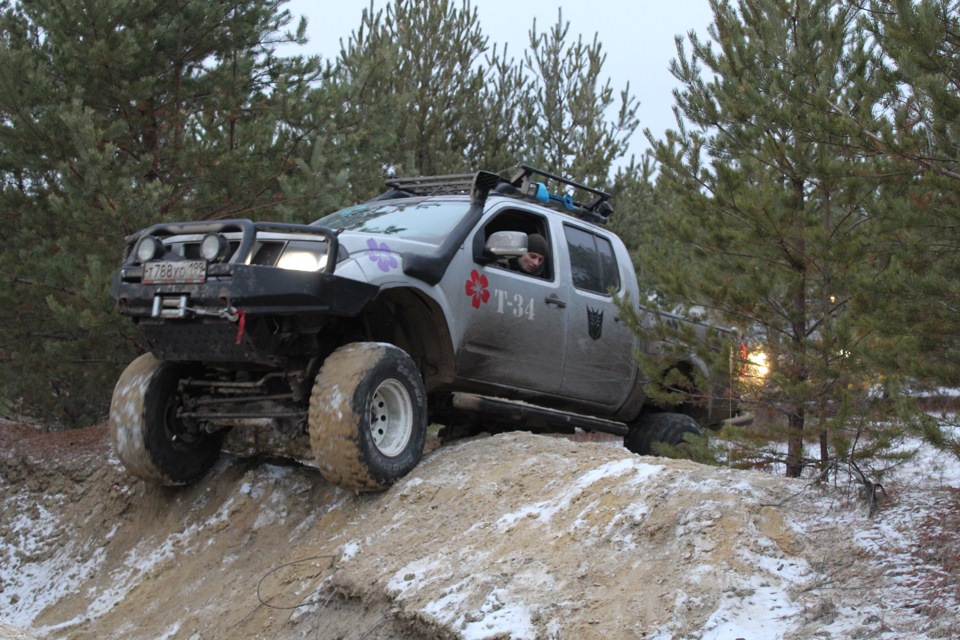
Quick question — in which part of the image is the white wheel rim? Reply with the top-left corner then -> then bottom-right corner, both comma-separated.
369,378 -> 414,457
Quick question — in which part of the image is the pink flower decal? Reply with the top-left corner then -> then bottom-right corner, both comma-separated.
465,269 -> 490,309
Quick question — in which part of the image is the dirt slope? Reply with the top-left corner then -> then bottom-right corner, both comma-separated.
1,421 -> 958,639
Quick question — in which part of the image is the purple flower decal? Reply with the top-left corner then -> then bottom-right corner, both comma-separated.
367,238 -> 398,272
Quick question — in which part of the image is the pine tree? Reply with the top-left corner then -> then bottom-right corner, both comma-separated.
851,2 -> 960,380
849,0 -> 960,459
325,1 -> 637,189
521,9 -> 639,185
473,42 -> 538,174
329,0 -> 501,182
858,0 -> 960,184
0,0 -> 325,426
639,0 -> 894,478
607,156 -> 658,274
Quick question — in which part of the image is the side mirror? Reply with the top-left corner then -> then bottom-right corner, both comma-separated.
484,231 -> 528,257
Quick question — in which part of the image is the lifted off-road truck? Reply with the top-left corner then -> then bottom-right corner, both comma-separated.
109,165 -> 736,491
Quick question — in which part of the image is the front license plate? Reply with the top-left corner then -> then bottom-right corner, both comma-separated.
143,260 -> 207,284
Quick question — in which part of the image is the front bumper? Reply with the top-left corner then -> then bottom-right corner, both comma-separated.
111,265 -> 379,364
113,263 -> 378,317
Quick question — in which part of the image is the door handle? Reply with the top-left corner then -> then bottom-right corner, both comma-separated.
545,293 -> 567,308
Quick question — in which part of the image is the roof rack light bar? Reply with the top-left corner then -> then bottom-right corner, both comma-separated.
511,165 -> 611,202
509,165 -> 613,218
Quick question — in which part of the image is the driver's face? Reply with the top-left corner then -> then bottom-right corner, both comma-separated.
519,251 -> 544,274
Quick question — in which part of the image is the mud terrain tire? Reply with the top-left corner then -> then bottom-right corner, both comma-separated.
624,412 -> 702,457
110,353 -> 224,485
309,343 -> 427,492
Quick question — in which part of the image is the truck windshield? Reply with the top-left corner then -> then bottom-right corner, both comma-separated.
313,199 -> 469,246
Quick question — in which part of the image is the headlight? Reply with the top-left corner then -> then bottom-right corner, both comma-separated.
135,236 -> 164,263
200,233 -> 230,262
277,241 -> 329,272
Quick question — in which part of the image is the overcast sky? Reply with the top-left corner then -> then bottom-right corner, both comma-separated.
278,0 -> 716,162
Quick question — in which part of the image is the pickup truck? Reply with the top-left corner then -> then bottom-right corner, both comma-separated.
109,165 -> 736,490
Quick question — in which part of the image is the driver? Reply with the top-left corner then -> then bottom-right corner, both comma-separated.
511,233 -> 548,276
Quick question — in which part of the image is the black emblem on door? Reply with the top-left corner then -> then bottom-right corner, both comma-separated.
587,306 -> 603,340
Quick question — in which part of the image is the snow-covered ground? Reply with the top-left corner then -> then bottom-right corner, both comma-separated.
1,421 -> 958,639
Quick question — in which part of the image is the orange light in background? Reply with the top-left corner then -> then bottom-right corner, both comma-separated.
745,349 -> 769,380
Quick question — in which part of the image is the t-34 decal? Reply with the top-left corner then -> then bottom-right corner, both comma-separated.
493,289 -> 536,321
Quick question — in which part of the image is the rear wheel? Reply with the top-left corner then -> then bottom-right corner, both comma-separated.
309,343 -> 427,491
624,412 -> 703,457
110,353 -> 224,485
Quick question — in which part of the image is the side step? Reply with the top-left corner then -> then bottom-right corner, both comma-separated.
451,392 -> 629,437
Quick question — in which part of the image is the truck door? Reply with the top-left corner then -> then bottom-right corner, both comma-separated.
455,210 -> 567,394
558,224 -> 637,406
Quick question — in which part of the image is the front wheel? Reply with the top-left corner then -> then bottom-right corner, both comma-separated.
110,353 -> 224,485
624,412 -> 703,458
309,343 -> 427,491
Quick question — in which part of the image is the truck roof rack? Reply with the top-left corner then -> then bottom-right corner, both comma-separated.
506,164 -> 614,224
381,164 -> 614,224
385,171 -> 503,205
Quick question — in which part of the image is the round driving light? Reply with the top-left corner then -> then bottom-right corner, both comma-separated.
135,236 -> 163,263
200,233 -> 229,261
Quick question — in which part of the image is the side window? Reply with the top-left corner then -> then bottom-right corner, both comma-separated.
564,225 -> 620,295
596,233 -> 621,292
480,210 -> 552,280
